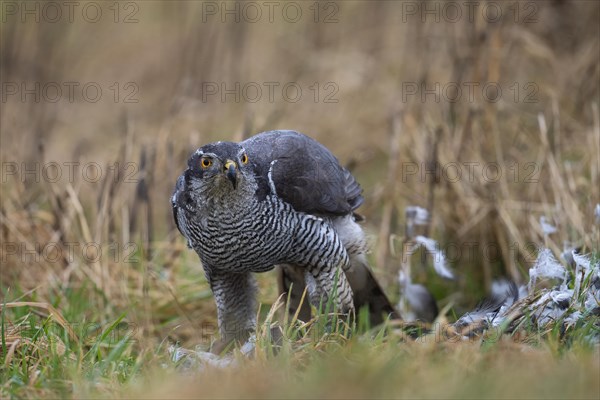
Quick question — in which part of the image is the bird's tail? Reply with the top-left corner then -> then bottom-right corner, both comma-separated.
345,257 -> 401,326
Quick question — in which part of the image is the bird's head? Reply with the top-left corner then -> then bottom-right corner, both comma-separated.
185,141 -> 254,198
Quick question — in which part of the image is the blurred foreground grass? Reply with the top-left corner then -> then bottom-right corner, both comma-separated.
2,288 -> 599,399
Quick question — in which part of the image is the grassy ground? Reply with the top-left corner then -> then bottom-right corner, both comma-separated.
2,290 -> 599,399
1,1 -> 599,398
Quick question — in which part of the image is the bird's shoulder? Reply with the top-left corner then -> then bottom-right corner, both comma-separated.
242,130 -> 364,216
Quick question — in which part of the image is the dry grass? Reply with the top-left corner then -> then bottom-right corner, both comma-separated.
1,1 -> 599,398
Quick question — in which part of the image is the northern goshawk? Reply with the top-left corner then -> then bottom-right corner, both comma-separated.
172,130 -> 397,346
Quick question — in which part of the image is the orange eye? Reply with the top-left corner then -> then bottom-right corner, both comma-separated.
241,153 -> 248,164
200,158 -> 212,169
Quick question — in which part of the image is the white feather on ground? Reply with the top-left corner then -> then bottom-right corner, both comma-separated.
169,336 -> 255,371
528,248 -> 566,292
413,235 -> 454,280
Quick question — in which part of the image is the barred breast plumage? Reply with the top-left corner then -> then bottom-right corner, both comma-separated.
184,194 -> 348,274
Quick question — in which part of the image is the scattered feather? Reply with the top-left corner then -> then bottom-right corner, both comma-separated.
528,248 -> 566,292
572,251 -> 592,272
405,206 -> 429,226
398,269 -> 439,323
572,251 -> 598,299
455,280 -> 520,330
491,279 -> 516,302
539,216 -> 557,236
168,335 -> 256,372
405,206 -> 430,239
455,297 -> 501,329
169,345 -> 236,371
531,288 -> 573,326
564,311 -> 582,327
413,235 -> 454,279
560,242 -> 576,267
549,288 -> 573,308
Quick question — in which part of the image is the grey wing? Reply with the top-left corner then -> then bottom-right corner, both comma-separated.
242,130 -> 363,215
171,173 -> 192,245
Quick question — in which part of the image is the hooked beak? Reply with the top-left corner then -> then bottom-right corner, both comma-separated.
224,160 -> 237,189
